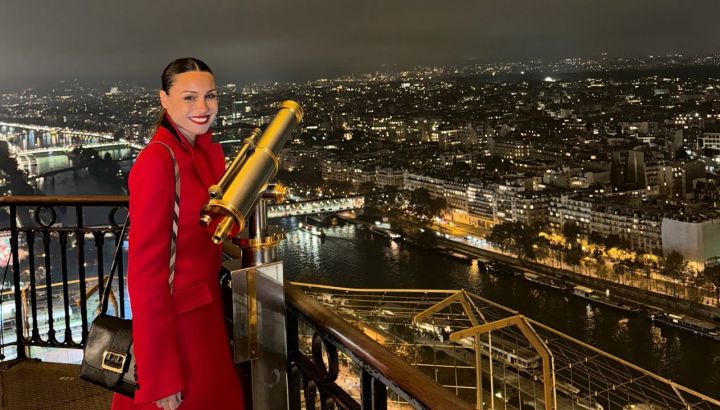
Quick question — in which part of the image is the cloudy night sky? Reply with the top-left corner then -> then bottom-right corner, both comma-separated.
1,0 -> 719,91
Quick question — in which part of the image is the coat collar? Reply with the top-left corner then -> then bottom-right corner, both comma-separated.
157,114 -> 218,188
159,114 -> 213,152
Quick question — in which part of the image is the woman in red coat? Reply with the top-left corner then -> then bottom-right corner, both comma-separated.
112,58 -> 244,410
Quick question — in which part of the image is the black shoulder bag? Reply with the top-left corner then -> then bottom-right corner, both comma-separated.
80,141 -> 179,398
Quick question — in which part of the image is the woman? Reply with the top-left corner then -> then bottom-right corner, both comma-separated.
112,58 -> 244,410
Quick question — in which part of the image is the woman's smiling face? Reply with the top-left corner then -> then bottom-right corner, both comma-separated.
160,71 -> 218,140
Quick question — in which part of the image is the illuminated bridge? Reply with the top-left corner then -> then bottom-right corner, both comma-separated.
0,196 -> 717,409
0,122 -> 141,177
4,142 -> 138,177
0,121 -> 115,138
268,195 -> 365,218
9,142 -> 137,158
0,121 -> 115,150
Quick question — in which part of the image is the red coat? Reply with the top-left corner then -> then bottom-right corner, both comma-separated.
112,117 -> 244,409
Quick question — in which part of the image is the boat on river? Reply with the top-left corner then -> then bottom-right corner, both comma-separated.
649,312 -> 720,341
434,245 -> 470,261
368,226 -> 401,240
298,222 -> 326,238
522,272 -> 572,292
572,286 -> 641,314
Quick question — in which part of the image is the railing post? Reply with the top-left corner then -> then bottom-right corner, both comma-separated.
26,230 -> 39,342
93,232 -> 105,308
304,380 -> 317,409
475,334 -> 483,410
286,309 -> 302,409
115,229 -> 127,318
225,260 -> 288,410
361,370 -> 387,410
42,230 -> 56,344
76,205 -> 89,343
58,232 -> 73,344
10,204 -> 26,359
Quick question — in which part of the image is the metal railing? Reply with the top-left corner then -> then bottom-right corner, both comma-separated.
0,195 -> 129,359
0,195 -> 468,409
285,282 -> 472,409
294,283 -> 720,409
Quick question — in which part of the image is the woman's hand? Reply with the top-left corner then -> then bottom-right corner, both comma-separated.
155,392 -> 182,410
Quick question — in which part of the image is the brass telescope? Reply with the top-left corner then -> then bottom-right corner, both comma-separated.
200,100 -> 303,243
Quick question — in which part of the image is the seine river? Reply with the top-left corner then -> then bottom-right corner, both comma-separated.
3,144 -> 719,398
276,220 -> 720,398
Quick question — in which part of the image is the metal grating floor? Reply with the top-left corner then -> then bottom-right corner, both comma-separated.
0,360 -> 112,410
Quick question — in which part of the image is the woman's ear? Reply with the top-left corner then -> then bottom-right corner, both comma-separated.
159,90 -> 169,109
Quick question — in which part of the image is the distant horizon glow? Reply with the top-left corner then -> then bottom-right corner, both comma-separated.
2,0 -> 720,92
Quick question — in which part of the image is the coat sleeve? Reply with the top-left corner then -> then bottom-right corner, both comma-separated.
127,144 -> 185,403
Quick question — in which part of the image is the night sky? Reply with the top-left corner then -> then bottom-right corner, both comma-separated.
1,0 -> 719,91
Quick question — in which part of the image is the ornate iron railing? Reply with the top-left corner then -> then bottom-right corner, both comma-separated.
0,195 -> 129,359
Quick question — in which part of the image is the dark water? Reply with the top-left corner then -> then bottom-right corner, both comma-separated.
276,219 -> 720,398
39,168 -> 128,196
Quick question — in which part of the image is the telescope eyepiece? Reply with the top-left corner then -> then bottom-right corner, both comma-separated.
279,100 -> 303,123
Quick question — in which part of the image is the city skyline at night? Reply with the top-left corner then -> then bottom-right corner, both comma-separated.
2,0 -> 720,91
2,2 -> 720,406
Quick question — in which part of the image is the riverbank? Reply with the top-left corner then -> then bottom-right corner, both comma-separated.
424,232 -> 720,340
336,211 -> 720,331
434,236 -> 720,327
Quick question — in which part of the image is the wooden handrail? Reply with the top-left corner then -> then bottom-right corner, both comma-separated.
0,195 -> 128,206
285,282 -> 473,410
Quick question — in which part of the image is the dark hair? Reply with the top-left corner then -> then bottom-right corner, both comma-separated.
161,57 -> 214,93
151,57 -> 214,133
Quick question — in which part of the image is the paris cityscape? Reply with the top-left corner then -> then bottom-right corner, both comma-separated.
2,53 -> 720,399
4,53 -> 720,287
1,1 -> 720,408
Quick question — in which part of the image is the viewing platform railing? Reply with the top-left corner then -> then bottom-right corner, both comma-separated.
0,195 -> 129,359
0,195 -> 470,409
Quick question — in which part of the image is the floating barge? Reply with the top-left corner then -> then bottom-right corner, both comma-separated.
572,285 -> 641,314
649,312 -> 720,341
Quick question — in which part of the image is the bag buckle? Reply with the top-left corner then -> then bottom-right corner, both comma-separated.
101,351 -> 127,374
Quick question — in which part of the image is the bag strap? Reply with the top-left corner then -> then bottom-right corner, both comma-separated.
99,141 -> 180,315
99,217 -> 129,315
150,141 -> 180,293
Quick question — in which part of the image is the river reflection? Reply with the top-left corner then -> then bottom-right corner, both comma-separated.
276,220 -> 720,398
